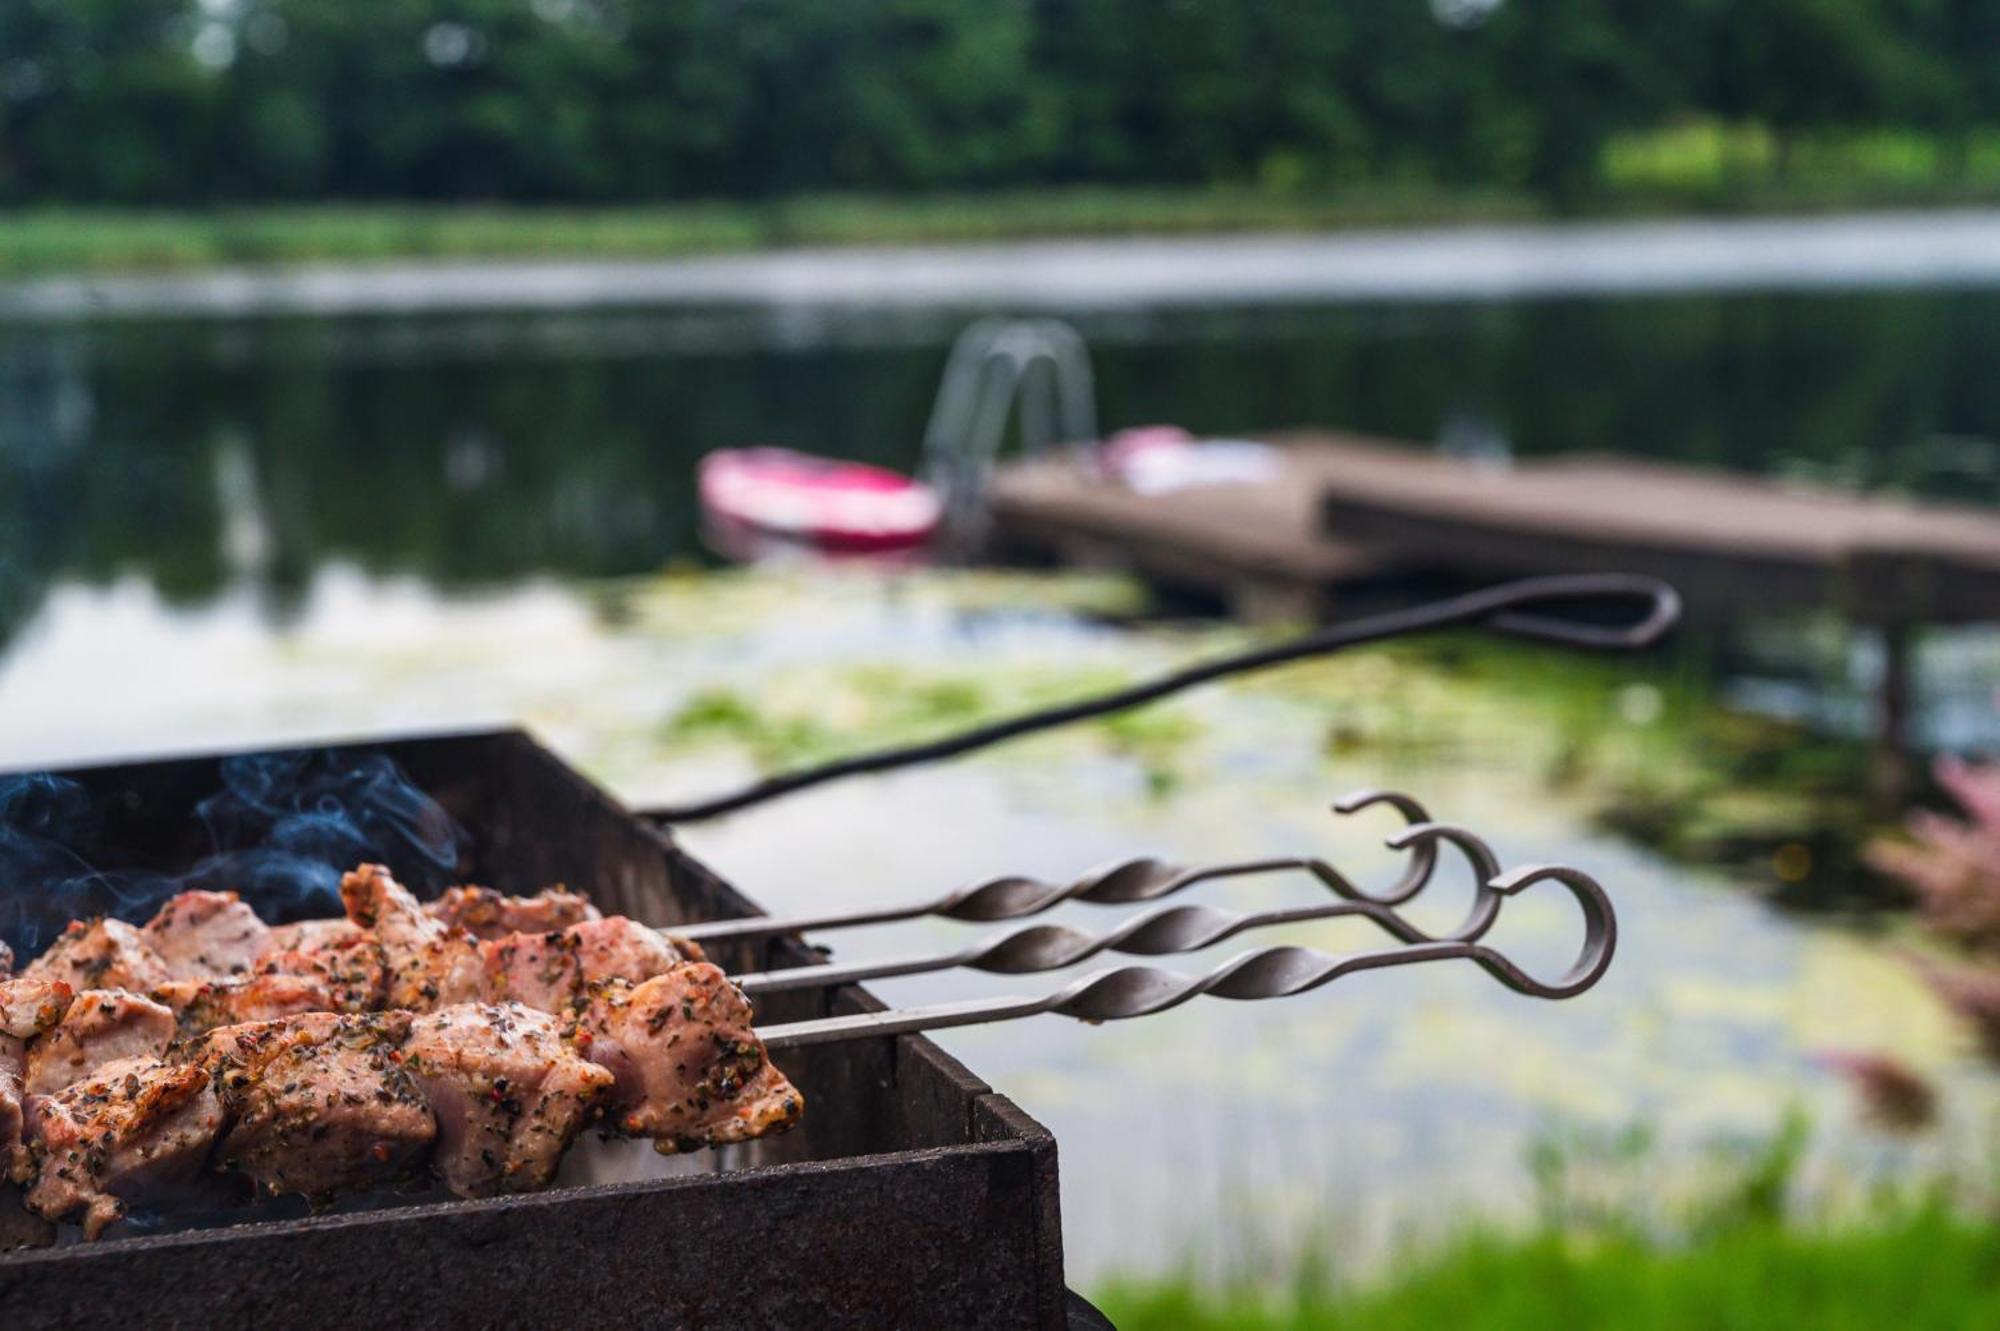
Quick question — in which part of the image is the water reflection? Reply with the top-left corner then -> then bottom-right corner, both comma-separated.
6,290 -> 2000,662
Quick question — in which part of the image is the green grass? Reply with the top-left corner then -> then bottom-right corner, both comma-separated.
12,122 -> 2000,280
0,186 -> 1541,279
1096,1208 -> 2000,1331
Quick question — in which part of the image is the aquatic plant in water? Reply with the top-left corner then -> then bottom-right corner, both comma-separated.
1854,756 -> 2000,1120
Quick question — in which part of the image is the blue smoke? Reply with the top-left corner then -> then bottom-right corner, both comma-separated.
1,750 -> 468,962
0,774 -> 122,953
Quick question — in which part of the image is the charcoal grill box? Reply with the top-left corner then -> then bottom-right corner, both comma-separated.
0,730 -> 1078,1330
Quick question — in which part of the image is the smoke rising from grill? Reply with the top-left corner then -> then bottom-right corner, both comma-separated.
0,750 -> 467,960
0,774 -> 110,957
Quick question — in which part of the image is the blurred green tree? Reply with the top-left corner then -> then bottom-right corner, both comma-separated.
1,0 -> 1997,206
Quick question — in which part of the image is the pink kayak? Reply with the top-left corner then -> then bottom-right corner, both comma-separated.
697,448 -> 943,555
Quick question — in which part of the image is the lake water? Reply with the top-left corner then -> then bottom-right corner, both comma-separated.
9,287 -> 2000,616
11,285 -> 2000,745
4,282 -> 2000,1281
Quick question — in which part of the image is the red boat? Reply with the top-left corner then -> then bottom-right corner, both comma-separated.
697,448 -> 944,556
697,319 -> 1100,561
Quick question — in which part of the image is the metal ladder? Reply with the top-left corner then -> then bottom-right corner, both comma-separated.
920,318 -> 1099,538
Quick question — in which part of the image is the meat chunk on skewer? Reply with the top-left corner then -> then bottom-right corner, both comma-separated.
183,1011 -> 434,1204
427,885 -> 601,939
0,980 -> 73,1048
481,917 -> 690,1013
262,917 -> 365,956
569,965 -> 803,1153
23,1056 -> 224,1239
153,971 -> 350,1038
2,978 -> 74,1181
142,891 -> 273,980
344,864 -> 696,1012
260,886 -> 612,960
340,864 -> 485,1010
23,919 -> 172,994
10,872 -> 808,1238
401,1003 -> 614,1196
262,882 -> 605,956
23,989 -> 175,1095
249,933 -> 387,1013
8,977 -> 800,1237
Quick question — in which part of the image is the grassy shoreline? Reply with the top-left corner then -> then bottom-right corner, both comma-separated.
7,172 -> 2000,281
0,187 -> 1537,279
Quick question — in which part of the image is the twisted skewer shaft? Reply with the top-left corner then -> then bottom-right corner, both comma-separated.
679,789 -> 1435,945
682,856 -> 1295,944
758,864 -> 1617,1050
734,890 -> 1455,998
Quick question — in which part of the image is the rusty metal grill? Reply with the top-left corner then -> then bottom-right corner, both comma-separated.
1,731 -> 1073,1329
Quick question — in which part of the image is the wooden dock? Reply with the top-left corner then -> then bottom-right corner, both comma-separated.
986,436 -> 1390,619
991,430 -> 2000,760
990,430 -> 2000,627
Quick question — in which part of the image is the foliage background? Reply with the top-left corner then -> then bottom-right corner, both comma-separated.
5,0 -> 2000,208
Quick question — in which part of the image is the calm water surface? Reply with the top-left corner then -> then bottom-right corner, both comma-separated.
9,288 -> 2000,618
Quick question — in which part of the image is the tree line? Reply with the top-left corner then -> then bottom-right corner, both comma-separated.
3,0 -> 1999,206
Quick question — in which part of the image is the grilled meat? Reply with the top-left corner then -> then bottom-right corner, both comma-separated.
22,1056 -> 225,1239
13,883 -> 601,1003
267,881 -> 605,954
249,933 -> 388,1011
427,885 -> 601,939
11,972 -> 799,1235
14,875 -> 680,1061
1,979 -> 74,1035
340,864 -> 486,1009
17,885 -> 602,995
1,981 -> 81,1040
0,940 -> 13,975
480,917 -> 689,1013
401,1002 -> 614,1197
8,868 -> 803,1238
343,864 -> 695,1013
23,919 -> 173,994
240,887 -> 606,957
569,966 -> 803,1153
183,1011 -> 434,1204
142,890 -> 273,980
23,989 -> 175,1096
2,978 -> 74,1182
153,971 -> 351,1038
262,918 -> 365,955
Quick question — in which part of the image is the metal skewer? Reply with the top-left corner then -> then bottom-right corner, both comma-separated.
649,573 -> 1681,823
757,863 -> 1616,1049
679,788 -> 1439,945
731,818 -> 1501,996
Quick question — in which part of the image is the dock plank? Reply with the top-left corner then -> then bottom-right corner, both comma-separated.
1299,433 -> 2000,622
988,448 -> 1385,619
991,431 -> 2000,625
